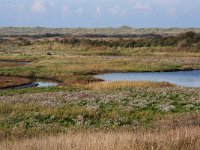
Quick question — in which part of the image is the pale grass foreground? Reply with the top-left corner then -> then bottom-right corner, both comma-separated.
1,126 -> 200,150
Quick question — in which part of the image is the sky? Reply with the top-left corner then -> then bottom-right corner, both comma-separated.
0,0 -> 200,28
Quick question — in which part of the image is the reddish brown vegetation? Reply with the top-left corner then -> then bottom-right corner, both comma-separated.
0,62 -> 21,67
0,76 -> 31,89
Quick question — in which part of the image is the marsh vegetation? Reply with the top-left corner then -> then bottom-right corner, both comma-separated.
0,31 -> 200,149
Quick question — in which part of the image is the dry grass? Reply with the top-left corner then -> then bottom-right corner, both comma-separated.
1,126 -> 200,150
87,81 -> 175,90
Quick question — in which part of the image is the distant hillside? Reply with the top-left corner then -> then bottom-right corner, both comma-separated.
0,26 -> 200,36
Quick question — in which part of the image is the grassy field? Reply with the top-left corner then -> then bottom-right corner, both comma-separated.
0,32 -> 200,149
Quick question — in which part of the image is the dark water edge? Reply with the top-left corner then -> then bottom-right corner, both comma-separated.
0,79 -> 58,90
0,60 -> 30,65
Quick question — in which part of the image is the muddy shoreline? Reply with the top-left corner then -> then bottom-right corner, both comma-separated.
0,76 -> 58,90
0,82 -> 38,90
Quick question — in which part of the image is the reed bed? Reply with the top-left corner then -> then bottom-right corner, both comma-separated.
1,126 -> 200,150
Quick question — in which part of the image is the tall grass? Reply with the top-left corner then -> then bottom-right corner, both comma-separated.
87,81 -> 175,90
1,126 -> 200,150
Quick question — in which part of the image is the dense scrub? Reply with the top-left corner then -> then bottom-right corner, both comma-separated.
1,26 -> 200,36
61,32 -> 200,50
1,31 -> 200,50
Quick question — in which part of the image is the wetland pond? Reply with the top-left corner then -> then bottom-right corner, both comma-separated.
35,79 -> 58,87
0,60 -> 58,89
95,70 -> 200,87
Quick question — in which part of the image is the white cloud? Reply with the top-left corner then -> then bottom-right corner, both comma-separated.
110,5 -> 126,17
76,7 -> 84,16
153,0 -> 180,6
31,0 -> 46,13
95,6 -> 101,14
62,5 -> 69,17
8,4 -> 24,12
134,2 -> 151,11
153,0 -> 171,5
167,8 -> 177,17
49,0 -> 55,8
18,4 -> 24,11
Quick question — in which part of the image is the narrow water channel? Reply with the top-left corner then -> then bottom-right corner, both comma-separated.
0,60 -> 30,65
0,79 -> 58,90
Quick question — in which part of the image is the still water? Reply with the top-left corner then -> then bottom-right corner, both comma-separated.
95,70 -> 200,87
35,80 -> 58,87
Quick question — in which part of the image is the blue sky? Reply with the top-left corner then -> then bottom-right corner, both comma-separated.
0,0 -> 200,28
